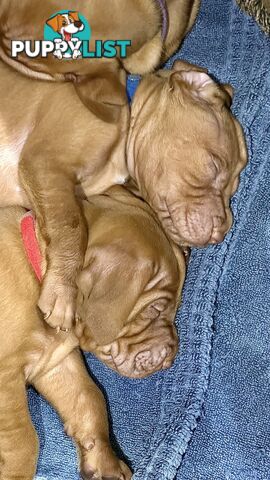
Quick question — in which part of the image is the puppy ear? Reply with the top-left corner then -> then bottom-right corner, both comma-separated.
170,60 -> 211,93
69,11 -> 80,22
169,70 -> 215,105
77,245 -> 151,345
70,67 -> 128,124
46,15 -> 60,32
169,69 -> 214,91
203,82 -> 234,108
170,65 -> 233,109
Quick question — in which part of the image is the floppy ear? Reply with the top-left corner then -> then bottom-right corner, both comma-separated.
202,82 -> 234,108
170,60 -> 213,93
169,70 -> 214,93
69,11 -> 80,22
77,245 -> 151,345
70,67 -> 128,123
170,61 -> 233,108
46,14 -> 60,32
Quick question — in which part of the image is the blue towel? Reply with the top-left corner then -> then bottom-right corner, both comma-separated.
29,1 -> 270,479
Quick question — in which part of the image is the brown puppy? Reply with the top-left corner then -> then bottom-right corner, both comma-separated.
127,60 -> 248,247
0,186 -> 185,479
0,0 -> 200,79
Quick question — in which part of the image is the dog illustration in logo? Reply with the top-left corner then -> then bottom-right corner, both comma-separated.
46,11 -> 85,59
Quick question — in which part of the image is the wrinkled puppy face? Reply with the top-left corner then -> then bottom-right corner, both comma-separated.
127,60 -> 247,247
84,299 -> 180,379
75,192 -> 186,378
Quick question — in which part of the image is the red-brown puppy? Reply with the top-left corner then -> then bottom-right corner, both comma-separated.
0,186 -> 185,479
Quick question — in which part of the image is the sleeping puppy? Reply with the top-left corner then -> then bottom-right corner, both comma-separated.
127,60 -> 248,247
0,186 -> 185,479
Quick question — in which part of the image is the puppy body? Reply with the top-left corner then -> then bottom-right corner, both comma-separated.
0,58 -> 129,330
0,186 -> 185,479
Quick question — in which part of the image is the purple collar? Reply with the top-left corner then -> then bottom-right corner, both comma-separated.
155,0 -> 169,40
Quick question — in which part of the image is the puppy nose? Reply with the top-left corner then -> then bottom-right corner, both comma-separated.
209,229 -> 225,244
134,345 -> 174,374
74,21 -> 82,28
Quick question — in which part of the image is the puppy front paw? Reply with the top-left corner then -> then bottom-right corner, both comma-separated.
38,273 -> 78,331
80,440 -> 132,480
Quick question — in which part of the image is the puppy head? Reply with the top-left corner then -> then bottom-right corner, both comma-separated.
46,11 -> 84,38
75,189 -> 186,378
127,60 -> 247,247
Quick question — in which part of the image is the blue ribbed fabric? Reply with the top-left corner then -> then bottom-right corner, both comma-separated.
29,1 -> 270,479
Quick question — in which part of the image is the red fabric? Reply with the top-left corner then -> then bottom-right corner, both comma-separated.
20,212 -> 42,282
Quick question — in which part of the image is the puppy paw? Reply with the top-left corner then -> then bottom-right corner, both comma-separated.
38,274 -> 78,331
80,440 -> 132,480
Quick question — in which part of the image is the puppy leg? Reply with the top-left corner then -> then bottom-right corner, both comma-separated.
19,160 -> 87,331
0,371 -> 39,480
32,349 -> 132,480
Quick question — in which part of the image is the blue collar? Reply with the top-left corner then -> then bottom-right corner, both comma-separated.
126,75 -> 141,103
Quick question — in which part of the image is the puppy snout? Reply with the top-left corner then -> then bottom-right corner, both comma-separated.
184,205 -> 229,246
134,345 -> 174,374
210,207 -> 233,244
162,195 -> 232,247
110,325 -> 178,378
74,20 -> 83,28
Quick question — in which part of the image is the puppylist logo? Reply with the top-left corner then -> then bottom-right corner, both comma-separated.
11,10 -> 131,60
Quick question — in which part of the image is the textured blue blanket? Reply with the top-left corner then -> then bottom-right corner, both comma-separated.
29,1 -> 270,479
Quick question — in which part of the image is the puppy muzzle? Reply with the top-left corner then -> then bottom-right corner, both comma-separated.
102,318 -> 178,378
156,194 -> 232,247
